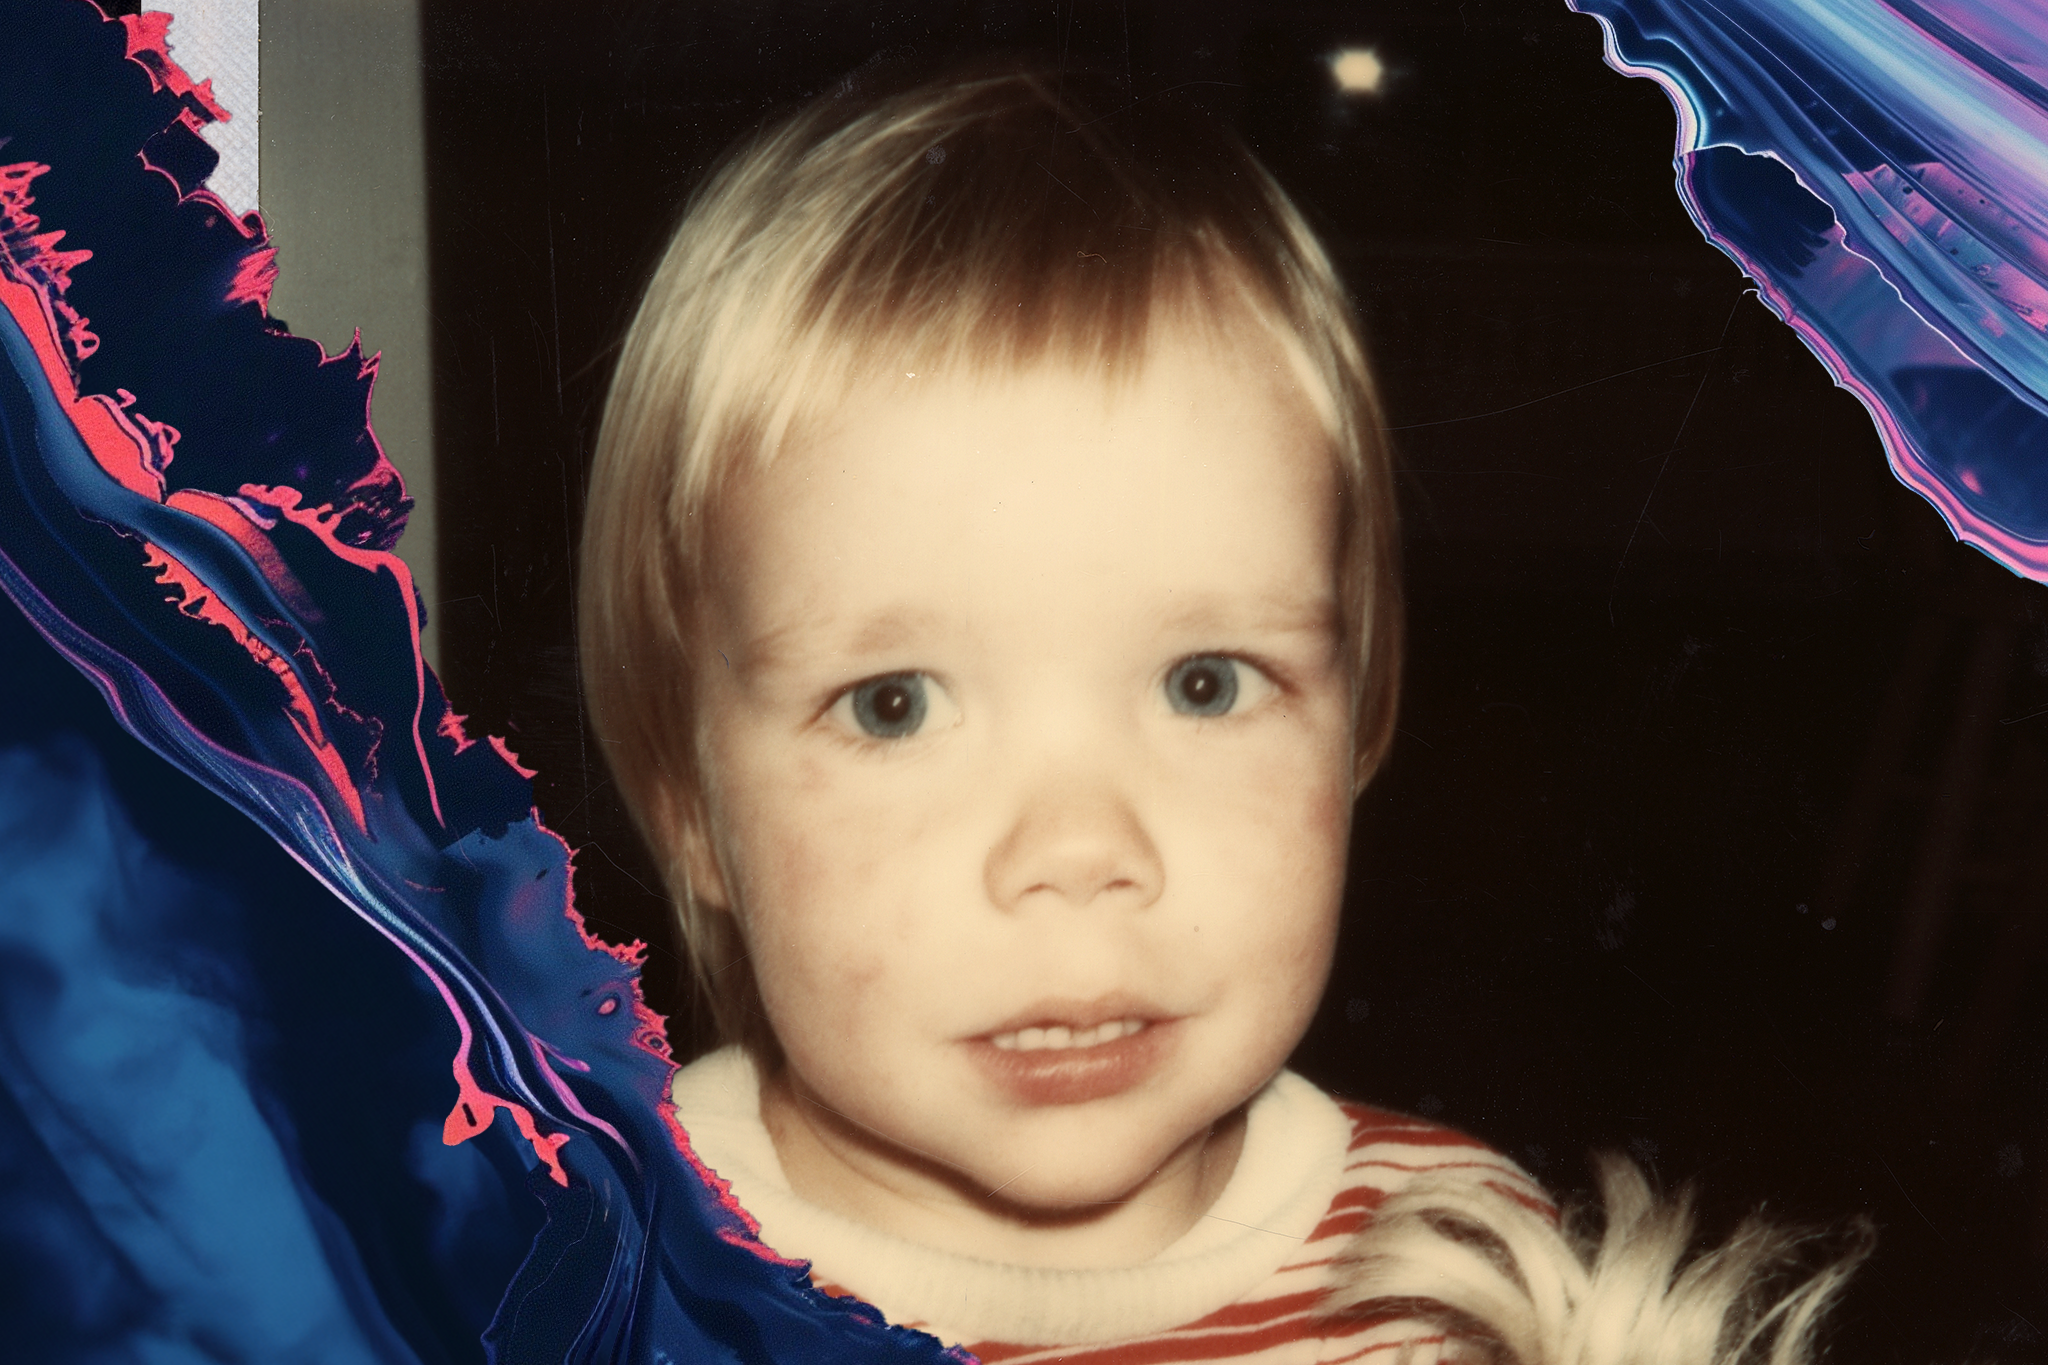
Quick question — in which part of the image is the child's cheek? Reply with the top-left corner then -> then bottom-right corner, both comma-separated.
737,745 -> 958,1017
1199,714 -> 1353,958
1210,709 -> 1354,841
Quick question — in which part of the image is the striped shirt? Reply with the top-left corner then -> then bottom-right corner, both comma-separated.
825,1107 -> 1538,1365
671,1051 -> 1540,1365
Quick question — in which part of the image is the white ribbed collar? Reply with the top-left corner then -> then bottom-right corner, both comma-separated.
670,1047 -> 1351,1347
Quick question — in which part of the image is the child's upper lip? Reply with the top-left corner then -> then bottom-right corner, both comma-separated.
971,992 -> 1173,1038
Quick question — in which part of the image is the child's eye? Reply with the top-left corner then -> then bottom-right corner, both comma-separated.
830,671 -> 947,739
1164,655 -> 1267,717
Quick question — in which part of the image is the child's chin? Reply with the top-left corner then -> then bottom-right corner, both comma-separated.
956,1113 -> 1226,1221
969,1152 -> 1177,1220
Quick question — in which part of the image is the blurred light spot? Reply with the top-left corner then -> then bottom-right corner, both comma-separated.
1331,48 -> 1384,94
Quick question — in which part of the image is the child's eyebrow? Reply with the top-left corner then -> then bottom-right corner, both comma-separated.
738,607 -> 948,672
1152,591 -> 1341,640
734,594 -> 1337,676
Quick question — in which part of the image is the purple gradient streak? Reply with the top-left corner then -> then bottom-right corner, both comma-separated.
1569,0 -> 2048,579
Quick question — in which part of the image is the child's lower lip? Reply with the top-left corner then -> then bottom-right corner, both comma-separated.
966,1018 -> 1176,1106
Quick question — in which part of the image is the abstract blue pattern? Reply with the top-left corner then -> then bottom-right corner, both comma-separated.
0,3 -> 962,1360
1568,0 -> 2048,578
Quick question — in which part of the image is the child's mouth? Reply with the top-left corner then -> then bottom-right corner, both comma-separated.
967,1006 -> 1176,1106
987,1018 -> 1148,1052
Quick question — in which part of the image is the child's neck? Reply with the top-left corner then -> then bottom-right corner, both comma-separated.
759,1065 -> 1249,1270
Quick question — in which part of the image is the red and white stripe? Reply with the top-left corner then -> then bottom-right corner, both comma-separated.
811,1106 -> 1544,1365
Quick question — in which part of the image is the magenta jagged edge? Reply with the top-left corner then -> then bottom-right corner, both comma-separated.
0,3 -> 968,1361
1568,0 -> 2048,580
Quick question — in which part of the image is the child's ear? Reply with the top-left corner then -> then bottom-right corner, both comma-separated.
677,802 -> 733,913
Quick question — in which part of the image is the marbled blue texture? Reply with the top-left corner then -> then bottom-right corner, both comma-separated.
1570,0 -> 2048,577
0,3 -> 963,1360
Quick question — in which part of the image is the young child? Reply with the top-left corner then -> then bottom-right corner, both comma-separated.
578,64 -> 1861,1364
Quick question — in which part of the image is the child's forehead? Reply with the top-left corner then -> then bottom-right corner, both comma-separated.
704,328 -> 1341,646
777,312 -> 1328,471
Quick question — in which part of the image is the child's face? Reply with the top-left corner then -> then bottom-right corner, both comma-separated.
687,323 -> 1356,1238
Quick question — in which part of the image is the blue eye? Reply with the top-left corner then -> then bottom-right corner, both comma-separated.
1166,655 -> 1240,716
846,672 -> 929,738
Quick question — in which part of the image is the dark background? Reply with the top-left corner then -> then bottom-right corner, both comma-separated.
415,2 -> 2048,1360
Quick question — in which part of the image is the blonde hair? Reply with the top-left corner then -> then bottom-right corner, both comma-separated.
1331,1155 -> 1874,1365
580,62 -> 1401,1050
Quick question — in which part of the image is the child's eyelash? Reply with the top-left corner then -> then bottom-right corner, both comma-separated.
819,672 -> 916,708
812,654 -> 1299,744
1177,651 -> 1294,692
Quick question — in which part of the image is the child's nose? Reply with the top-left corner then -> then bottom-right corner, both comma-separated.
982,781 -> 1165,913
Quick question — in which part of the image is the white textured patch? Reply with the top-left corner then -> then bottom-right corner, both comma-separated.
154,2 -> 260,214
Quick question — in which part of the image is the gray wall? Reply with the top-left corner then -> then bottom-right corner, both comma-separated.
259,0 -> 437,665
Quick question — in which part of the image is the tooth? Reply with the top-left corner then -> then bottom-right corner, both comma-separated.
987,1019 -> 1151,1053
